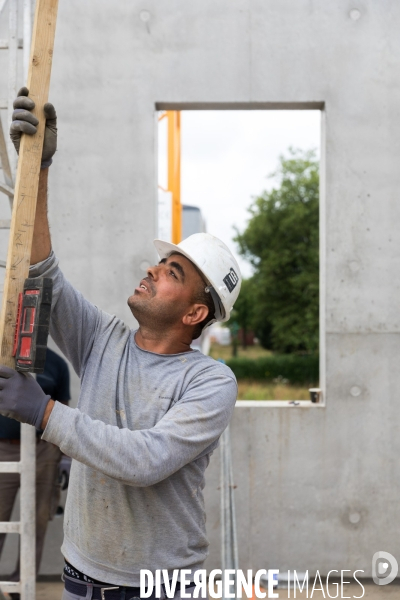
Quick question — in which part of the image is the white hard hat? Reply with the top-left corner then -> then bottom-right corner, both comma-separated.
153,233 -> 242,323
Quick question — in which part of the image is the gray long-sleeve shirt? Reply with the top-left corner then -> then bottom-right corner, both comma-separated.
30,252 -> 237,586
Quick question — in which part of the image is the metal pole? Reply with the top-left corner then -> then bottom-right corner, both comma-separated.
0,0 -> 7,17
0,117 -> 13,187
167,111 -> 182,244
20,424 -> 36,600
220,425 -> 239,600
21,4 -> 36,596
17,4 -> 36,599
0,0 -> 14,209
7,0 -> 17,176
23,0 -> 32,82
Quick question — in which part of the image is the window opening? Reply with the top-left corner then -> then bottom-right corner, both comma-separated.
158,110 -> 321,405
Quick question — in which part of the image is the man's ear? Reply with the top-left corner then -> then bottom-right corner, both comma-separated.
182,304 -> 209,327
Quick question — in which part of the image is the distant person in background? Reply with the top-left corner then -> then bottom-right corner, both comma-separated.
0,347 -> 70,598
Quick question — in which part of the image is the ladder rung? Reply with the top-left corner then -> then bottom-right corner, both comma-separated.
0,582 -> 21,594
0,100 -> 6,109
0,461 -> 21,473
0,219 -> 10,229
0,521 -> 20,534
0,38 -> 23,49
0,182 -> 14,198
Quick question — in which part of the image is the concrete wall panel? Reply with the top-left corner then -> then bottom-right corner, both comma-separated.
1,0 -> 399,577
204,332 -> 400,572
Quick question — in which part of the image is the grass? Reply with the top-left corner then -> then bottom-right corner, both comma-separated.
209,342 -> 272,361
210,343 -> 314,400
237,379 -> 311,401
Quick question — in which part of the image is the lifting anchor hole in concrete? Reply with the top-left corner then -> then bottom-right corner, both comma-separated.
349,9 -> 361,21
140,10 -> 151,22
350,386 -> 362,397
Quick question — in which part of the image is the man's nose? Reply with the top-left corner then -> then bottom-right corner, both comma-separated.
147,264 -> 161,280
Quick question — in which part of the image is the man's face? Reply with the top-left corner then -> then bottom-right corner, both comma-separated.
128,253 -> 205,328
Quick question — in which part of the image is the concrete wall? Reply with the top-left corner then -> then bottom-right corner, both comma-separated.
1,0 -> 400,577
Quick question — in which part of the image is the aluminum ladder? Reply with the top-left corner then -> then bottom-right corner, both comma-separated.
0,1 -> 36,598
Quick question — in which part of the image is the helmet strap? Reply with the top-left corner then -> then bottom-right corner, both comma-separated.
205,286 -> 226,321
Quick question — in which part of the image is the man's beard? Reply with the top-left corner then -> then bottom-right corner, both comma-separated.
128,294 -> 186,330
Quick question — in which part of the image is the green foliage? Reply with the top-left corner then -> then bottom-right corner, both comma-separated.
228,278 -> 256,350
226,354 -> 319,385
235,148 -> 319,353
230,278 -> 255,332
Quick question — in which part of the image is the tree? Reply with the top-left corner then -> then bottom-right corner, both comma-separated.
229,278 -> 256,349
235,148 -> 319,354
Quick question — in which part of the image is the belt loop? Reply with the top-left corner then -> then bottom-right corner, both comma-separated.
86,582 -> 94,599
119,589 -> 126,600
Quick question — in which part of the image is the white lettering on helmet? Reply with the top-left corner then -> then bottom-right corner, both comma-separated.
223,268 -> 239,293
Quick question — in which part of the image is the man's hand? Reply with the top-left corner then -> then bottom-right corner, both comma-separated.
10,86 -> 57,168
0,365 -> 52,429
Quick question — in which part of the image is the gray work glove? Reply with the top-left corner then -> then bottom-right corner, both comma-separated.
0,365 -> 51,429
10,86 -> 57,168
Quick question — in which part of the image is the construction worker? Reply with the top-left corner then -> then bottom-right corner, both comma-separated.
0,88 -> 242,600
0,347 -> 70,600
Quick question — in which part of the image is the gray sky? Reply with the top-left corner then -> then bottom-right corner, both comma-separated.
159,110 -> 321,278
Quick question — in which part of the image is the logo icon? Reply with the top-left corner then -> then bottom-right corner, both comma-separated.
372,551 -> 398,585
223,268 -> 239,293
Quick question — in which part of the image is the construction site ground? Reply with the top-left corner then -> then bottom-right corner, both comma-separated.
33,580 -> 400,599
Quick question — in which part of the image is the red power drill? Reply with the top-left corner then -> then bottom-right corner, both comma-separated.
12,278 -> 53,373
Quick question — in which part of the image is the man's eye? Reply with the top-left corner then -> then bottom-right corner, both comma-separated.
169,270 -> 177,279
